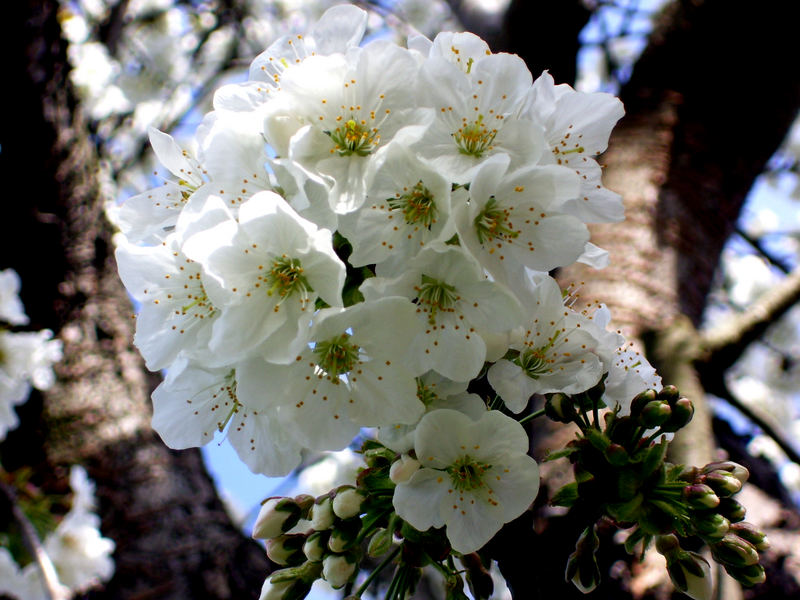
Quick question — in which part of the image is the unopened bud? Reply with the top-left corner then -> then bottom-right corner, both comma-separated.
726,563 -> 766,587
718,497 -> 747,523
730,522 -> 770,552
322,553 -> 357,589
683,484 -> 720,510
640,401 -> 672,428
661,397 -> 694,432
328,522 -> 359,553
367,527 -> 393,557
711,534 -> 760,568
605,443 -> 629,467
701,471 -> 743,498
656,385 -> 680,404
630,389 -> 658,417
702,461 -> 749,485
333,486 -> 365,520
545,393 -> 577,423
253,497 -> 303,540
309,497 -> 335,531
693,513 -> 730,540
267,534 -> 306,567
390,454 -> 420,484
303,531 -> 328,562
259,577 -> 305,600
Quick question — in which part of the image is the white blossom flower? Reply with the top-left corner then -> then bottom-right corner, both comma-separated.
263,41 -> 432,213
393,409 -> 539,553
236,298 -> 425,453
603,342 -> 662,414
454,154 -> 589,286
487,276 -> 604,412
0,329 -> 62,440
524,71 -> 625,224
115,234 -> 219,370
151,356 -> 303,476
362,244 -> 523,381
0,269 -> 29,325
337,140 -> 454,275
413,32 -> 545,183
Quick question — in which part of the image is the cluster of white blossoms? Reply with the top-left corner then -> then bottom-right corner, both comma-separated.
114,4 -> 662,555
0,270 -> 62,441
0,467 -> 116,600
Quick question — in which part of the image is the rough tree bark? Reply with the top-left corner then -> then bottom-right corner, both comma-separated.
1,2 -> 269,598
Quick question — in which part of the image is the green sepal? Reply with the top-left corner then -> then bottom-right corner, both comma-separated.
606,493 -> 644,523
585,428 -> 610,453
639,439 -> 668,479
544,445 -> 580,462
551,482 -> 579,508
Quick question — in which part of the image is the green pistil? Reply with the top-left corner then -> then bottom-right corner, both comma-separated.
387,181 -> 437,228
516,330 -> 561,378
314,333 -> 360,377
326,118 -> 378,157
416,274 -> 458,322
447,456 -> 491,492
473,196 -> 519,244
181,280 -> 215,315
217,370 -> 240,432
266,256 -> 313,299
454,115 -> 496,157
416,378 -> 440,406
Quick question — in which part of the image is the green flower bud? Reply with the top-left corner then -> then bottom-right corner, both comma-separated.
309,497 -> 335,531
711,534 -> 760,568
605,443 -> 630,467
322,553 -> 357,589
545,393 -> 577,423
630,389 -> 658,417
332,486 -> 365,520
718,497 -> 747,523
267,534 -> 307,567
726,563 -> 766,587
666,551 -> 713,600
683,483 -> 720,510
730,522 -> 770,552
640,401 -> 672,428
328,526 -> 356,553
656,385 -> 680,404
693,513 -> 730,540
702,461 -> 749,485
303,531 -> 328,562
661,397 -> 694,432
701,471 -> 743,498
253,497 -> 303,540
367,527 -> 393,558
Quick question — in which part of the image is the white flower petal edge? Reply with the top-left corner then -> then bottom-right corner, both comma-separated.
393,409 -> 539,553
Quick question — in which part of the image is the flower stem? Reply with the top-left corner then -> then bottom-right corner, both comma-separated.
353,543 -> 402,598
518,408 -> 546,425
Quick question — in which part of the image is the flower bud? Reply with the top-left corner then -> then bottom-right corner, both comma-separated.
702,461 -> 749,485
711,534 -> 760,568
253,497 -> 303,540
303,531 -> 328,562
390,454 -> 420,484
656,384 -> 680,404
309,497 -> 335,531
693,513 -> 730,540
267,534 -> 306,567
701,471 -> 743,498
259,577 -> 295,600
718,497 -> 747,523
605,443 -> 630,467
332,486 -> 365,520
545,393 -> 577,423
640,401 -> 671,428
322,553 -> 357,589
367,527 -> 393,557
683,484 -> 720,510
726,563 -> 766,587
661,397 -> 694,432
328,523 -> 358,553
729,522 -> 770,552
630,389 -> 658,417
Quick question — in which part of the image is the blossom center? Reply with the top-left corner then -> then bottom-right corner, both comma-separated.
387,181 -> 437,228
181,278 -> 215,317
326,117 -> 379,157
454,115 -> 496,157
216,370 -> 241,432
416,275 -> 459,322
416,378 -> 440,406
265,255 -> 313,301
314,333 -> 360,377
473,196 -> 518,244
517,347 -> 551,378
447,455 -> 491,492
